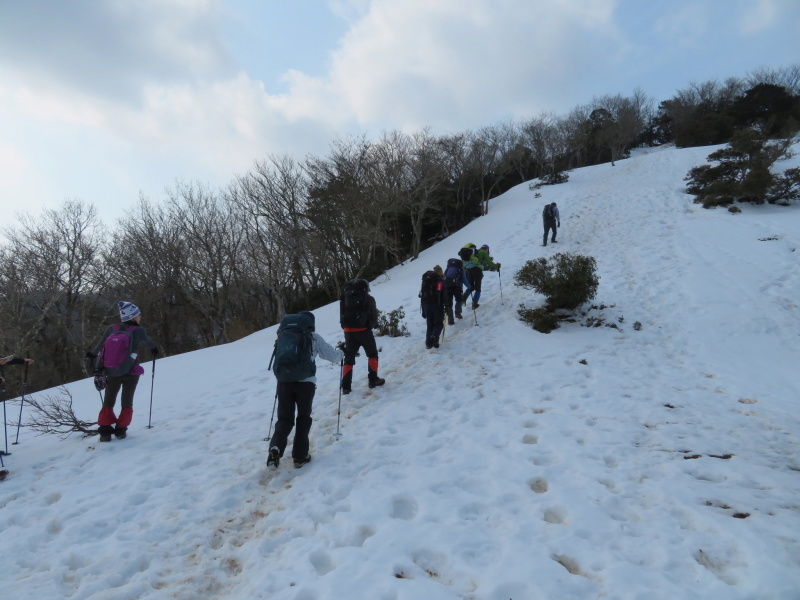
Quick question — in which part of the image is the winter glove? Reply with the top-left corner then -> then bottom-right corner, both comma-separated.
85,351 -> 97,359
496,263 -> 501,270
151,347 -> 160,358
336,341 -> 346,351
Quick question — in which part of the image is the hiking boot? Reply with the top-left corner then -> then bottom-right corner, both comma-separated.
368,378 -> 385,389
433,342 -> 440,349
267,447 -> 280,470
425,342 -> 433,349
551,240 -> 557,243
294,455 -> 311,468
99,433 -> 112,443
448,319 -> 455,325
114,428 -> 127,440
341,387 -> 351,395
455,313 -> 462,319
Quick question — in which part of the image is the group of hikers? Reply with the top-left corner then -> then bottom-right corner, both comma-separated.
1,201 -> 559,478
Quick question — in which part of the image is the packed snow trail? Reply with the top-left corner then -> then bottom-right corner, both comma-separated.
1,145 -> 799,600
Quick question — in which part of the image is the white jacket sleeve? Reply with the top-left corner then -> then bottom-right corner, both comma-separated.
312,332 -> 344,365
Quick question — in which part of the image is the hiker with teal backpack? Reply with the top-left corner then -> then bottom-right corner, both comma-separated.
460,243 -> 501,310
267,311 -> 343,470
86,301 -> 159,442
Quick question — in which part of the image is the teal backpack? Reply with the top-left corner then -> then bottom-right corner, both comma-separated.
269,314 -> 316,382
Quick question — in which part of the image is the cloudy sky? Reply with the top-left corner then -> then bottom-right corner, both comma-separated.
1,0 -> 797,223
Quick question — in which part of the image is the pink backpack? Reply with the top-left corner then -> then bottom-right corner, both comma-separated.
99,325 -> 138,377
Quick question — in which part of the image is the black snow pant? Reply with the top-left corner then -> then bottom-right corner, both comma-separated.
341,329 -> 380,392
270,381 -> 316,460
443,284 -> 463,323
543,219 -> 557,244
422,302 -> 445,347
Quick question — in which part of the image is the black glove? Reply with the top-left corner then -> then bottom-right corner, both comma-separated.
496,263 -> 501,270
151,347 -> 160,358
336,341 -> 346,351
86,351 -> 97,359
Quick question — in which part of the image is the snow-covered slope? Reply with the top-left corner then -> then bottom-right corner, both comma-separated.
2,144 -> 799,600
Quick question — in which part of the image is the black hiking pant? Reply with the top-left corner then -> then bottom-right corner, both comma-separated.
543,219 -> 557,244
341,329 -> 380,391
444,284 -> 463,323
103,373 -> 140,411
270,381 -> 315,459
422,302 -> 445,347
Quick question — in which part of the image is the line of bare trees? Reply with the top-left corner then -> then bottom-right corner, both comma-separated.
2,65 -> 798,395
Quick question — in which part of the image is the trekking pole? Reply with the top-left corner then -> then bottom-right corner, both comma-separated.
88,357 -> 104,405
441,313 -> 447,343
267,385 -> 278,441
146,357 -> 156,429
334,358 -> 343,440
13,363 -> 29,445
498,268 -> 504,305
1,389 -> 9,456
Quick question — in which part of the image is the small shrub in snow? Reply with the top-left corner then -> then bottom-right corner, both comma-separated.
514,253 -> 600,310
518,304 -> 560,333
375,307 -> 409,337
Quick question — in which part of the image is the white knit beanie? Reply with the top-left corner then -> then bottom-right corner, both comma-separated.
118,301 -> 141,322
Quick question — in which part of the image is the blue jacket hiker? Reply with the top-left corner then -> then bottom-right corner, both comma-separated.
442,257 -> 466,325
460,243 -> 501,309
267,311 -> 343,470
87,301 -> 158,442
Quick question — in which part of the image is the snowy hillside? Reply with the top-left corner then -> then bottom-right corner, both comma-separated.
1,144 -> 799,600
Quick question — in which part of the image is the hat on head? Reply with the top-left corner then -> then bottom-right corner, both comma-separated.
299,310 -> 315,330
480,244 -> 489,251
118,301 -> 141,322
433,265 -> 443,275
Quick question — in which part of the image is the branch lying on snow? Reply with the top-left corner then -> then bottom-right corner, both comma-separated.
22,386 -> 98,439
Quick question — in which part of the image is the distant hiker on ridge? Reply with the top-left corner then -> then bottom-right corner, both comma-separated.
542,202 -> 560,246
87,301 -> 159,442
340,279 -> 385,394
267,311 -> 343,470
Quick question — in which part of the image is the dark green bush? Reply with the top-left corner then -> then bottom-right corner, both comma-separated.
518,304 -> 560,333
514,253 -> 600,310
375,307 -> 410,337
685,130 -> 799,208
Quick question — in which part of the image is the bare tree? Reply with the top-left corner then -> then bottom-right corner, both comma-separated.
1,200 -> 109,388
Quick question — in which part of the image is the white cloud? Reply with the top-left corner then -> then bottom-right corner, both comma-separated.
277,0 -> 623,131
739,0 -> 778,35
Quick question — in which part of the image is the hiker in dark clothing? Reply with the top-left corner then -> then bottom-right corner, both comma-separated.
542,202 -> 560,246
442,258 -> 466,325
268,311 -> 343,470
420,266 -> 447,349
340,280 -> 385,394
86,301 -> 158,442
